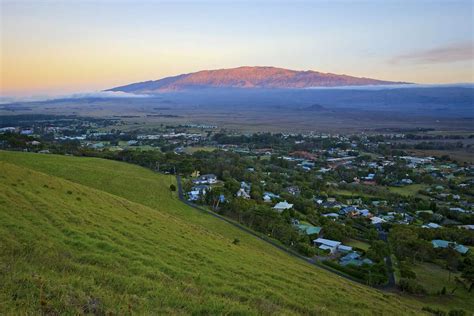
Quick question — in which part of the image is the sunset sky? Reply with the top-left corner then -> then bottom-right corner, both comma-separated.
1,0 -> 473,97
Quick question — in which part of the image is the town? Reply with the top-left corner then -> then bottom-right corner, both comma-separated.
1,114 -> 473,301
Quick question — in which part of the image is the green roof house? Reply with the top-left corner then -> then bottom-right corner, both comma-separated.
297,224 -> 322,236
432,239 -> 470,254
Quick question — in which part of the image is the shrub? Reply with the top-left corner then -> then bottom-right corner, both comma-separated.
169,184 -> 176,192
295,242 -> 316,257
399,278 -> 427,295
448,309 -> 466,316
400,264 -> 417,279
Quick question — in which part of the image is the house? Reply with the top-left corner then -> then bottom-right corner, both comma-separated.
188,185 -> 210,201
20,129 -> 34,135
362,173 -> 376,184
90,142 -> 105,149
313,238 -> 352,254
274,201 -> 293,212
263,192 -> 280,203
322,213 -> 340,218
240,181 -> 251,192
432,240 -> 470,254
0,127 -> 16,133
370,216 -> 386,225
193,174 -> 218,184
422,222 -> 442,229
192,185 -> 210,194
296,224 -> 322,236
188,191 -> 201,201
458,224 -> 474,231
285,186 -> 301,196
338,245 -> 353,252
340,252 -> 373,267
340,206 -> 358,217
313,238 -> 341,253
236,188 -> 250,199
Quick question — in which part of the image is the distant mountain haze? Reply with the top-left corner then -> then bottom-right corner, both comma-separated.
107,66 -> 409,93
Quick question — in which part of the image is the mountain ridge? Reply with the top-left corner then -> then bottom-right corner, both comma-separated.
107,66 -> 410,93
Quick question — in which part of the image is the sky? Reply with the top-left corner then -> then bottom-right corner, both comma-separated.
1,0 -> 473,97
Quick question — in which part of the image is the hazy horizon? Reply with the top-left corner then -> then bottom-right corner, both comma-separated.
1,0 -> 473,97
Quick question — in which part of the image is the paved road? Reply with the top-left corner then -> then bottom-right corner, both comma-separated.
176,175 -> 396,291
376,227 -> 396,288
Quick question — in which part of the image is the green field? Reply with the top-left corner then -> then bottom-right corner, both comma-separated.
345,238 -> 371,251
182,146 -> 216,154
0,151 -> 456,314
411,262 -> 473,311
388,184 -> 428,197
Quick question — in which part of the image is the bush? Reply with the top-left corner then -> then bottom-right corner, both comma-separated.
448,309 -> 467,316
400,264 -> 417,279
399,278 -> 427,295
169,184 -> 176,192
295,242 -> 316,257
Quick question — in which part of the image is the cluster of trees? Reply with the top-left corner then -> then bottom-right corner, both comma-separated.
389,225 -> 474,293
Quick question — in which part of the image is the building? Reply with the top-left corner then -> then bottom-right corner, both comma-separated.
340,252 -> 373,266
313,238 -> 353,254
273,201 -> 293,213
296,224 -> 322,236
236,188 -> 250,199
193,174 -> 217,185
422,222 -> 442,229
431,239 -> 470,254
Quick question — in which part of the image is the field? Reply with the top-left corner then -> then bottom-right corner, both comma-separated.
411,262 -> 474,311
0,151 -> 463,314
387,184 -> 428,197
407,149 -> 474,164
182,146 -> 216,154
345,238 -> 371,251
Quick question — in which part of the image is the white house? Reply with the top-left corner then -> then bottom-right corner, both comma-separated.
422,222 -> 442,229
313,238 -> 352,254
236,188 -> 250,199
273,201 -> 293,212
193,174 -> 217,185
370,216 -> 386,225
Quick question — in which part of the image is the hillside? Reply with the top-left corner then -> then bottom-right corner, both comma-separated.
107,66 -> 405,93
0,151 -> 430,314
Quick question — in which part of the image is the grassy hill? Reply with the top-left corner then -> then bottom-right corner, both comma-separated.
0,151 -> 435,314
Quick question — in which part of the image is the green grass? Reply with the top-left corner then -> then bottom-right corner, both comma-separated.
182,146 -> 216,154
410,262 -> 474,311
345,238 -> 370,251
387,184 -> 428,197
0,151 -> 447,314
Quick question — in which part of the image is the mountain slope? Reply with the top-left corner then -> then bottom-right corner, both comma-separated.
0,151 -> 426,314
107,66 -> 407,93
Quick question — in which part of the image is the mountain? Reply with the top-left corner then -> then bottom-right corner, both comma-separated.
107,66 -> 408,93
0,150 -> 427,314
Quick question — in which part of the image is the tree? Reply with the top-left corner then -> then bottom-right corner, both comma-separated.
367,240 -> 389,262
461,263 -> 474,292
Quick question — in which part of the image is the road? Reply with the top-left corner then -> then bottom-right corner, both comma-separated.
376,225 -> 396,288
